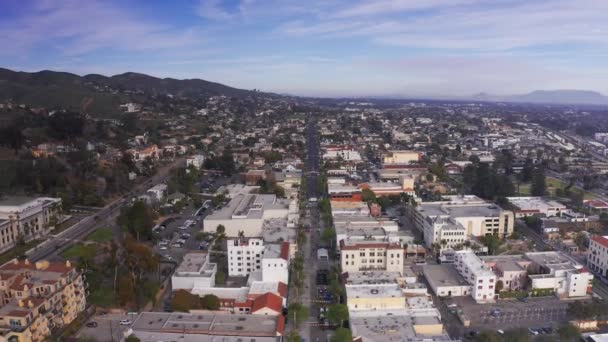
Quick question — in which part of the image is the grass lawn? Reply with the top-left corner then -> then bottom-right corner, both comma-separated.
88,285 -> 116,308
86,228 -> 114,243
0,239 -> 42,265
61,243 -> 97,260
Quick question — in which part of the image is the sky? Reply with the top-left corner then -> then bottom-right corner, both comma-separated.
1,0 -> 608,98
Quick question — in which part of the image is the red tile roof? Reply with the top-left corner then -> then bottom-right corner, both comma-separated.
277,282 -> 288,298
280,242 -> 290,261
251,292 -> 283,314
276,315 -> 285,336
592,236 -> 608,249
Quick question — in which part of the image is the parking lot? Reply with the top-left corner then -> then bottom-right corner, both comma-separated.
447,296 -> 570,332
77,313 -> 138,342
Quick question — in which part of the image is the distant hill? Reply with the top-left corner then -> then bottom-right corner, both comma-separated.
472,90 -> 608,106
0,68 -> 255,115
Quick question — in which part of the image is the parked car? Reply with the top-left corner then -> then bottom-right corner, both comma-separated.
528,328 -> 539,335
119,319 -> 132,326
86,321 -> 98,328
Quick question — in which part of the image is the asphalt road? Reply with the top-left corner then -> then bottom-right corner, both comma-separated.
27,157 -> 185,262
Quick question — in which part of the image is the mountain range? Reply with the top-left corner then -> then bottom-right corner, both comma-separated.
1,67 -> 608,112
472,90 -> 608,106
0,68 -> 254,115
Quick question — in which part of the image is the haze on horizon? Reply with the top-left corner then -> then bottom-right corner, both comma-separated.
1,0 -> 607,98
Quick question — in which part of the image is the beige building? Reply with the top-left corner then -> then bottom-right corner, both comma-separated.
0,197 -> 62,254
383,150 -> 421,165
340,241 -> 403,273
346,284 -> 406,311
0,259 -> 86,342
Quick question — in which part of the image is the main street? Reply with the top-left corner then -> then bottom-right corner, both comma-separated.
27,157 -> 186,262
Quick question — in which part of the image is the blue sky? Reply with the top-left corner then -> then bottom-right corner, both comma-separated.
1,0 -> 608,97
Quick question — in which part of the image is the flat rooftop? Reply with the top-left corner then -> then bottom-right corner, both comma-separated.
423,264 -> 469,288
346,284 -> 404,299
131,312 -> 282,338
349,309 -> 451,342
175,253 -> 214,276
507,196 -> 566,211
206,194 -> 287,221
345,271 -> 401,285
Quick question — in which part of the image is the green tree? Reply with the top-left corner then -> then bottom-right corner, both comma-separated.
288,303 -> 309,327
172,289 -> 201,312
574,232 -> 588,250
201,294 -> 220,310
557,323 -> 581,342
361,188 -> 377,203
495,280 -> 504,293
531,166 -> 546,196
117,200 -> 157,241
327,304 -> 349,326
215,270 -> 226,285
125,335 -> 141,342
330,327 -> 352,342
480,234 -> 501,255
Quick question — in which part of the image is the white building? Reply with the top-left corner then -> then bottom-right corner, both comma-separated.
203,194 -> 296,237
227,238 -> 265,276
322,146 -> 362,161
507,197 -> 567,218
340,241 -> 404,273
410,195 -> 514,249
526,252 -> 593,298
0,196 -> 62,253
588,235 -> 608,280
423,264 -> 472,298
186,154 -> 206,169
454,251 -> 497,303
147,183 -> 167,202
261,242 -> 290,284
171,253 -> 217,290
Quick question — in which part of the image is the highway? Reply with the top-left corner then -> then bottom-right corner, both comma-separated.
27,157 -> 185,262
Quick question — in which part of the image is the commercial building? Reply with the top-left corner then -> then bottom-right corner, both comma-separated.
507,197 -> 567,218
409,195 -> 514,249
588,235 -> 608,280
340,241 -> 403,273
382,150 -> 421,165
454,251 -> 497,303
322,145 -> 362,161
128,312 -> 285,341
526,252 -> 593,298
358,175 -> 415,197
423,264 -> 472,298
203,194 -> 296,237
0,259 -> 86,342
0,196 -> 62,254
346,284 -> 406,311
171,253 -> 217,290
482,255 -> 529,292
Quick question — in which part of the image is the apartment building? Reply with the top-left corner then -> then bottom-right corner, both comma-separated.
0,197 -> 62,254
588,235 -> 608,280
409,195 -> 514,248
340,241 -> 404,273
228,238 -> 265,277
454,251 -> 497,303
0,259 -> 86,342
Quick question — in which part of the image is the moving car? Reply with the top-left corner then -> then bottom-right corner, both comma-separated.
86,321 -> 98,328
